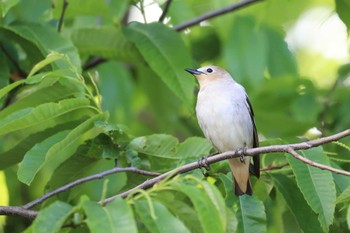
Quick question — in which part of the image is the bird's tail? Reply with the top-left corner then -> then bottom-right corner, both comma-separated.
234,176 -> 253,196
228,158 -> 252,196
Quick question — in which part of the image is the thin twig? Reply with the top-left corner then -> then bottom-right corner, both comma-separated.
0,206 -> 38,220
173,0 -> 263,31
101,129 -> 350,204
57,0 -> 69,32
22,167 -> 160,209
158,0 -> 173,22
287,148 -> 350,176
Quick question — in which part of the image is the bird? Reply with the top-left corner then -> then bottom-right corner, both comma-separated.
185,65 -> 260,196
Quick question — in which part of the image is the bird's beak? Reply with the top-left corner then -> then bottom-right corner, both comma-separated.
184,68 -> 205,75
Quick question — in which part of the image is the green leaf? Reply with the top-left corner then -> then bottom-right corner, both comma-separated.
105,197 -> 137,233
175,137 -> 212,159
32,201 -> 73,233
335,0 -> 350,32
175,182 -> 225,233
271,173 -> 323,233
287,147 -> 336,232
52,0 -> 109,19
72,27 -> 139,62
223,16 -> 267,86
44,113 -> 108,170
15,112 -> 107,185
0,119 -> 83,169
0,98 -> 91,136
134,199 -> 191,233
97,61 -> 134,123
0,0 -> 20,17
124,22 -> 196,104
236,195 -> 266,233
336,185 -> 350,204
17,130 -> 70,185
0,78 -> 82,119
83,201 -> 114,233
0,74 -> 44,101
127,134 -> 179,159
266,28 -> 298,77
0,22 -> 81,73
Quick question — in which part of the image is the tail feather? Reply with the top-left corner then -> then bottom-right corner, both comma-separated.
234,177 -> 253,196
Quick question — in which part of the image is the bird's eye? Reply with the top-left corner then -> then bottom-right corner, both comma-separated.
206,68 -> 213,73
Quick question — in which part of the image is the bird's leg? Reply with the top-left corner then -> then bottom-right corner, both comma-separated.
197,155 -> 211,177
236,147 -> 247,164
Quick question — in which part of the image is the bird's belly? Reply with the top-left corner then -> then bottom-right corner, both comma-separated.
196,100 -> 253,152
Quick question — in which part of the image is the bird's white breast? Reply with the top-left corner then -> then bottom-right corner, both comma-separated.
196,80 -> 253,152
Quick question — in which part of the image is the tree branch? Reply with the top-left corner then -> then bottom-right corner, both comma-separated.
22,167 -> 160,210
0,206 -> 38,220
158,0 -> 173,22
173,0 -> 263,31
102,129 -> 350,204
286,148 -> 350,175
1,129 -> 349,219
57,0 -> 69,32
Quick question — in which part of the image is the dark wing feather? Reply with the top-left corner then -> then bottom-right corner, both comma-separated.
246,95 -> 260,178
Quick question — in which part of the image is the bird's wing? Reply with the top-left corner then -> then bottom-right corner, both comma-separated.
245,95 -> 260,178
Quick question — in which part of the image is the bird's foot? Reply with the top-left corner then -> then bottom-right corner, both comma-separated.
198,155 -> 211,177
237,148 -> 247,164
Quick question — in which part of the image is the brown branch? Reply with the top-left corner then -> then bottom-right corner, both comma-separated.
159,0 -> 173,22
22,167 -> 160,210
173,0 -> 263,31
0,206 -> 38,220
101,129 -> 350,204
57,0 -> 69,32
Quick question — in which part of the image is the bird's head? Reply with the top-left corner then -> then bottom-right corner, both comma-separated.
185,66 -> 234,86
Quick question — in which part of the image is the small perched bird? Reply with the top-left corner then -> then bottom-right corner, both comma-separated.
185,66 -> 260,196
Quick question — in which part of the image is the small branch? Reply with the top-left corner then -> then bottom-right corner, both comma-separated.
23,167 -> 160,210
57,0 -> 69,32
260,163 -> 289,172
158,0 -> 173,22
173,0 -> 263,31
0,206 -> 38,220
102,129 -> 350,204
287,148 -> 350,176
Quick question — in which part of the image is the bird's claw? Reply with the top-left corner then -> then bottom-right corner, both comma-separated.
238,148 -> 247,164
198,156 -> 211,177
